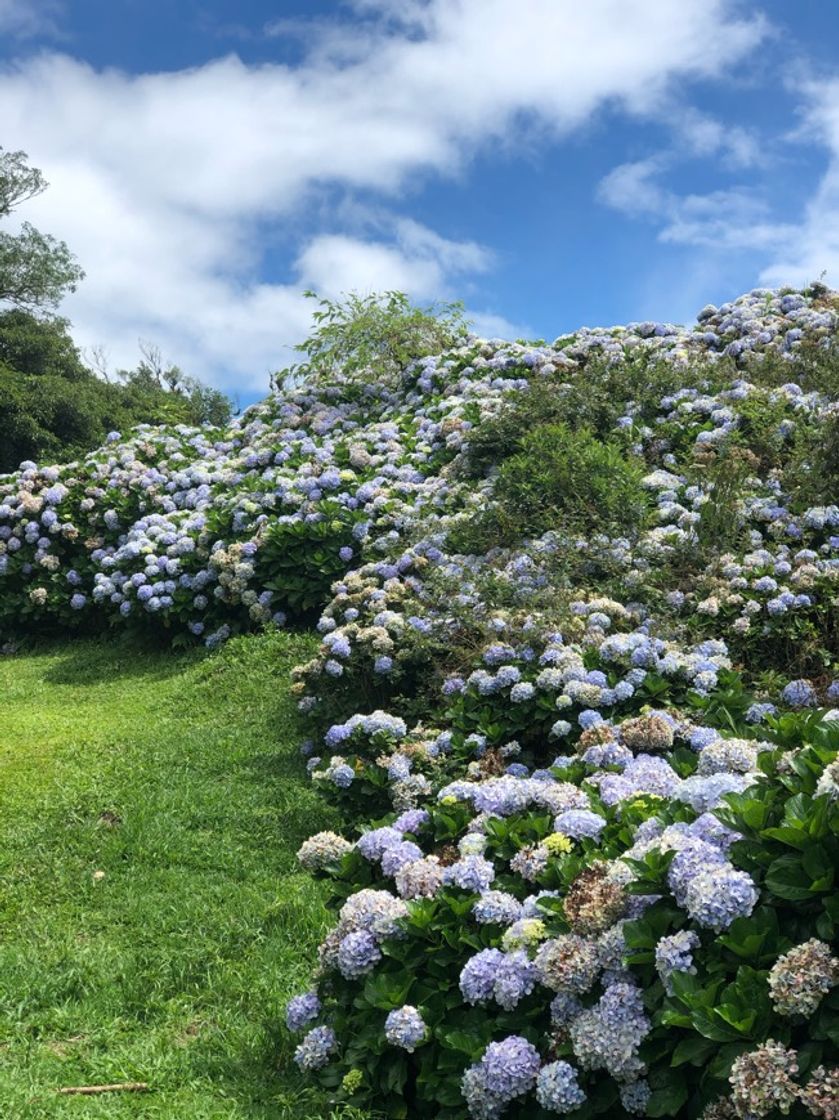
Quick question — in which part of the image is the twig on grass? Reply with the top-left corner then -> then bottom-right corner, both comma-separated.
57,1082 -> 149,1095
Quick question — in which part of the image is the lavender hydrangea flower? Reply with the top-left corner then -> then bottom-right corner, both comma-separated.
553,809 -> 606,840
443,855 -> 496,892
392,808 -> 429,834
357,826 -> 403,861
285,990 -> 321,1032
492,950 -> 539,1010
619,1079 -> 651,1115
570,982 -> 649,1082
782,678 -> 818,707
336,930 -> 382,979
462,1036 -> 541,1117
535,1061 -> 586,1113
473,890 -> 523,925
684,866 -> 758,931
384,1005 -> 427,1052
655,930 -> 700,993
293,1025 -> 337,1071
380,840 -> 423,877
460,948 -> 505,1004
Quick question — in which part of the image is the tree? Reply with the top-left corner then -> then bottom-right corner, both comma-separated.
0,147 -> 84,312
0,314 -> 234,473
116,341 -> 234,427
0,308 -> 89,381
277,290 -> 470,389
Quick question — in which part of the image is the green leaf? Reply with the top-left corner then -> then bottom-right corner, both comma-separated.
441,1030 -> 485,1059
765,854 -> 814,901
671,1036 -> 716,1067
647,1080 -> 689,1116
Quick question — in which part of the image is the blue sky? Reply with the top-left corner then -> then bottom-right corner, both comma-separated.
2,1 -> 839,402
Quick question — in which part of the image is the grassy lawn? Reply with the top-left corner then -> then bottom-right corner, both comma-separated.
0,631 -> 364,1120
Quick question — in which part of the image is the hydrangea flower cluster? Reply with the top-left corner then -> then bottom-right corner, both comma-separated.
768,940 -> 839,1018
384,1005 -> 427,1052
462,1036 -> 541,1118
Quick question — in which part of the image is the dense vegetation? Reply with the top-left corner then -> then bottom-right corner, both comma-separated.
3,283 -> 839,1119
0,311 -> 233,472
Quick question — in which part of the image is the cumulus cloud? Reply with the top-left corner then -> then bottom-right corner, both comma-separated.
759,77 -> 839,287
598,157 -> 796,253
0,0 -> 770,392
599,69 -> 839,289
296,220 -> 492,299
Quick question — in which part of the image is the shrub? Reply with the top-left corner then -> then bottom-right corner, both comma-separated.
452,424 -> 650,553
279,290 -> 469,390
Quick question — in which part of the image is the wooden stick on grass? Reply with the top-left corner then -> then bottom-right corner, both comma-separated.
58,1082 -> 149,1095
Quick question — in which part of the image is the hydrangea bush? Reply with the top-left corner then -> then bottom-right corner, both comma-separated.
4,284 -> 839,1117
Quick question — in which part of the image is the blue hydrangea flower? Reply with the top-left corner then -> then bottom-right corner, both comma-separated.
336,930 -> 382,979
443,855 -> 496,892
473,890 -> 523,925
293,1025 -> 337,1071
285,990 -> 321,1032
782,679 -> 818,708
536,1060 -> 586,1113
654,930 -> 700,993
384,1005 -> 426,1052
684,866 -> 758,931
553,809 -> 606,840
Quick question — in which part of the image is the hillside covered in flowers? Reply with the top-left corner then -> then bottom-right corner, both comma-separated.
2,285 -> 839,1119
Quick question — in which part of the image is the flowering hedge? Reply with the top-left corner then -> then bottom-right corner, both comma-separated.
3,284 -> 839,1117
280,287 -> 839,1119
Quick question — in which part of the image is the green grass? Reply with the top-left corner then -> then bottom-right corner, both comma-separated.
0,631 -> 366,1120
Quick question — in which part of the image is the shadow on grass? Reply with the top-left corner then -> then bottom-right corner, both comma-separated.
189,1024 -> 373,1120
40,633 -> 206,686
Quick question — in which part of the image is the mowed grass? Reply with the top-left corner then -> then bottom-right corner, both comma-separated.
0,632 -> 366,1120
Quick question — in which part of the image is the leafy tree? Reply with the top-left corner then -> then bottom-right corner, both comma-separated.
0,308 -> 89,380
277,289 -> 469,389
0,148 -> 84,312
0,151 -> 232,472
116,342 -> 233,427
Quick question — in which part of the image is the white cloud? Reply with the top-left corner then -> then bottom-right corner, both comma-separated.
597,156 -> 671,218
0,0 -> 59,38
600,72 -> 839,290
675,106 -> 764,169
598,156 -> 796,253
297,220 -> 492,299
0,1 -> 770,393
467,309 -> 535,341
759,77 -> 839,288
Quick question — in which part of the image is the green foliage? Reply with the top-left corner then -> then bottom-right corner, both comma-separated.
0,308 -> 88,380
0,314 -> 233,473
306,715 -> 839,1118
787,407 -> 839,511
743,326 -> 839,398
258,504 -> 364,614
599,729 -> 839,1119
460,354 -> 731,479
0,147 -> 84,311
116,342 -> 233,427
0,148 -> 231,470
452,423 -> 650,552
691,445 -> 755,561
281,290 -> 469,389
0,363 -> 112,470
